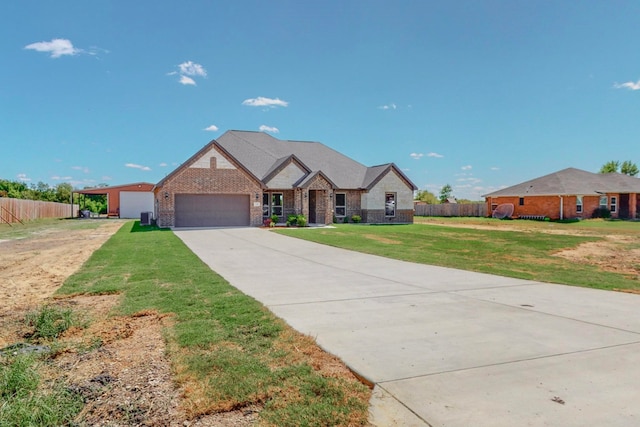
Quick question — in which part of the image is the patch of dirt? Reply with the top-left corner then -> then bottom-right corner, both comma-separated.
0,220 -> 369,426
0,220 -> 262,426
553,237 -> 640,277
417,218 -> 640,280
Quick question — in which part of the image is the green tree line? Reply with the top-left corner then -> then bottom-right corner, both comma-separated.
0,179 -> 107,214
0,179 -> 73,203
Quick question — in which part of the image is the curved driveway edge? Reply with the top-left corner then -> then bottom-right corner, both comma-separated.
175,227 -> 640,427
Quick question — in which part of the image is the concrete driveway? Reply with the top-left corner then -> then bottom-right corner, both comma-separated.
175,227 -> 640,427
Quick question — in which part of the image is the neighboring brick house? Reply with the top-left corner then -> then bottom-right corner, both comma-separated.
154,130 -> 417,227
483,167 -> 640,220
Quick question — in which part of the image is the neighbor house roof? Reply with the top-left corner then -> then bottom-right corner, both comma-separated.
483,167 -> 640,197
75,182 -> 154,195
158,130 -> 417,190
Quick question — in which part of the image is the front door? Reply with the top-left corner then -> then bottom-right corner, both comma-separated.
308,190 -> 317,223
619,194 -> 630,219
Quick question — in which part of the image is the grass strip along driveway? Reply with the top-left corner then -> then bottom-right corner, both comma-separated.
275,220 -> 640,292
57,222 -> 370,426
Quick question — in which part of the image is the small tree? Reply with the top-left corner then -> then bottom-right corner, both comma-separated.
415,189 -> 438,204
599,160 -> 620,174
55,183 -> 73,203
438,184 -> 453,204
599,160 -> 638,176
621,160 -> 639,177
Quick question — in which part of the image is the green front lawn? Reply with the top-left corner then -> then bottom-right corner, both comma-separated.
275,221 -> 640,291
57,221 -> 370,426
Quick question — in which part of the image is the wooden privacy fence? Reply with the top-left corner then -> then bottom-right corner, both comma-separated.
0,198 -> 79,224
415,203 -> 487,217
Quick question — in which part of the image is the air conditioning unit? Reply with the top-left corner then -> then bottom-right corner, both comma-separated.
140,211 -> 153,226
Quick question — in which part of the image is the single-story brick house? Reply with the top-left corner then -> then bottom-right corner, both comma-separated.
154,130 -> 417,227
483,167 -> 640,220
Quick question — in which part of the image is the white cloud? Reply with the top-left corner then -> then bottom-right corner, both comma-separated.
51,175 -> 73,181
72,166 -> 90,174
17,173 -> 31,182
178,61 -> 207,77
378,103 -> 397,110
159,162 -> 168,167
614,80 -> 640,90
203,125 -> 219,132
427,152 -> 444,158
179,75 -> 196,85
101,176 -> 112,181
169,61 -> 207,86
24,38 -> 80,58
490,166 -> 500,171
259,125 -> 279,133
461,165 -> 472,170
125,163 -> 151,171
242,97 -> 289,108
410,153 -> 424,160
456,177 -> 482,184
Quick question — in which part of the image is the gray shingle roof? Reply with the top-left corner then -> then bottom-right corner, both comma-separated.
216,130 -> 415,190
483,167 -> 640,197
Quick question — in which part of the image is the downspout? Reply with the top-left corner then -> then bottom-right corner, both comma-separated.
559,195 -> 563,220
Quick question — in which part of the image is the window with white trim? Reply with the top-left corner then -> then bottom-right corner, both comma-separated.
610,196 -> 617,213
335,193 -> 346,217
385,193 -> 396,217
599,196 -> 608,209
576,195 -> 583,213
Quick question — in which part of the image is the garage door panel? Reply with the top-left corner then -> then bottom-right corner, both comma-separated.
175,194 -> 249,227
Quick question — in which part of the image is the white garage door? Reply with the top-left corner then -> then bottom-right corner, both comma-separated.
120,191 -> 154,219
175,194 -> 250,227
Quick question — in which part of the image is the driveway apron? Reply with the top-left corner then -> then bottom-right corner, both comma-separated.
175,227 -> 640,427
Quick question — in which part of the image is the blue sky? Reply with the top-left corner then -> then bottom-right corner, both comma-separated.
2,1 -> 639,200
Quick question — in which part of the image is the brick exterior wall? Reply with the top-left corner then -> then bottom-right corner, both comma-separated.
361,209 -> 414,224
155,161 -> 262,227
305,174 -> 334,224
333,190 -> 362,222
486,194 -> 639,220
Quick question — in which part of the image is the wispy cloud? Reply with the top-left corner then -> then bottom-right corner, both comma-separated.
159,162 -> 168,167
614,80 -> 640,90
51,175 -> 73,181
179,75 -> 196,85
125,163 -> 151,171
410,153 -> 424,160
461,165 -> 472,170
427,152 -> 444,158
490,166 -> 500,171
242,97 -> 289,108
101,176 -> 112,181
378,103 -> 397,110
71,166 -> 90,174
203,125 -> 219,132
259,125 -> 279,133
169,61 -> 207,85
456,177 -> 482,184
17,173 -> 31,182
24,38 -> 81,58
